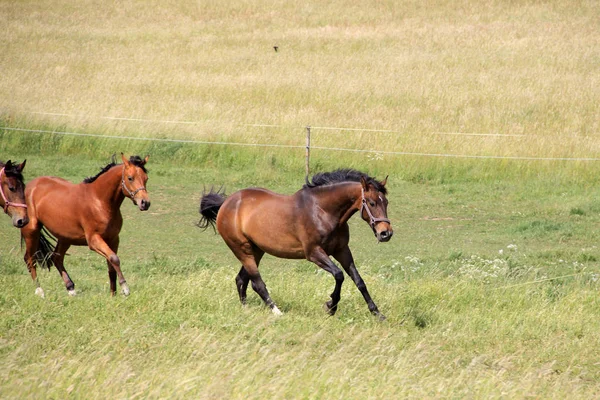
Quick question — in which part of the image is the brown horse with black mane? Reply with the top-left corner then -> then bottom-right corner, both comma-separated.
199,169 -> 393,320
21,154 -> 150,298
0,159 -> 29,228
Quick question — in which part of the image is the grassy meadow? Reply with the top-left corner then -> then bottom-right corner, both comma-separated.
2,0 -> 600,398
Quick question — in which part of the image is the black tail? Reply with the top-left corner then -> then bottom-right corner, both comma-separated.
198,186 -> 226,232
21,226 -> 57,270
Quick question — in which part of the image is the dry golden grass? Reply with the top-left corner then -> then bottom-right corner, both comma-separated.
1,0 -> 599,160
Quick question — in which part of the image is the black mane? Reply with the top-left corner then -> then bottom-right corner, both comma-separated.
83,155 -> 147,184
303,168 -> 387,194
0,160 -> 25,182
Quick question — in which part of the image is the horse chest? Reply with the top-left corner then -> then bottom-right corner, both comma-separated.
319,225 -> 350,253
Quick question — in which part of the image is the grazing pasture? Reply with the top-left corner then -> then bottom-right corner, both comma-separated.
1,0 -> 600,398
1,152 -> 600,398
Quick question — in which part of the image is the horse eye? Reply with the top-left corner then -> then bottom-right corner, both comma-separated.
128,176 -> 134,182
369,200 -> 376,207
9,186 -> 16,192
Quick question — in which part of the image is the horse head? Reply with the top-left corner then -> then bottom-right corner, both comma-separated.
120,153 -> 151,211
359,175 -> 393,242
0,159 -> 29,227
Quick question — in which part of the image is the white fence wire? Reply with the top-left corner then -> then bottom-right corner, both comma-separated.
2,111 -> 599,162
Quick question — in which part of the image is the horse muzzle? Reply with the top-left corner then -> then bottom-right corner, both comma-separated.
12,214 -> 29,228
137,198 -> 151,211
376,228 -> 393,242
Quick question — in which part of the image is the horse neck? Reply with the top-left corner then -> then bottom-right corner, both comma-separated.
87,165 -> 125,208
312,182 -> 361,225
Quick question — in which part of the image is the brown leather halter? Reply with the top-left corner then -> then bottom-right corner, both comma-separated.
360,188 -> 390,229
0,167 -> 28,214
121,165 -> 146,202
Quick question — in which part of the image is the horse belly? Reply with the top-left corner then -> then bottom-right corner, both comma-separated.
41,217 -> 87,243
244,218 -> 306,259
255,239 -> 306,259
30,182 -> 87,243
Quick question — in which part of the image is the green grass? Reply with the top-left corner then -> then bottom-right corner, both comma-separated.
1,150 -> 600,398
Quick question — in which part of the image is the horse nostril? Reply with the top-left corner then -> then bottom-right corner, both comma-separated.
379,230 -> 392,241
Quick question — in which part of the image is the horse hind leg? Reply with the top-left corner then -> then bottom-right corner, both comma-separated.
235,246 -> 264,305
235,266 -> 250,305
52,240 -> 76,296
234,245 -> 281,316
250,272 -> 282,316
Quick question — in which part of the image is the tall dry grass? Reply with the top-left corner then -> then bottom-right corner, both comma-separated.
1,0 -> 599,162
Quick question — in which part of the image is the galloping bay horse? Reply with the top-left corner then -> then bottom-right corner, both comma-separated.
198,169 -> 393,320
21,154 -> 150,298
0,159 -> 29,228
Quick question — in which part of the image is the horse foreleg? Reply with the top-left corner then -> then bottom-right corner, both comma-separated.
52,241 -> 75,296
308,248 -> 345,316
88,235 -> 129,296
107,263 -> 118,296
333,246 -> 385,321
106,237 -> 119,296
22,225 -> 44,298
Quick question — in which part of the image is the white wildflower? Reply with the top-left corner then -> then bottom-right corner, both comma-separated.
457,255 -> 509,282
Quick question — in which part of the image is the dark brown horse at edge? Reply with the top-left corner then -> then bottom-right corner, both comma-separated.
0,159 -> 29,228
21,154 -> 150,298
198,169 -> 393,320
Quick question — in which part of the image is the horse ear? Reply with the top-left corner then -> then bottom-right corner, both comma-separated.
17,160 -> 26,172
380,175 -> 388,187
360,176 -> 369,191
121,153 -> 129,165
143,155 -> 149,165
5,160 -> 12,169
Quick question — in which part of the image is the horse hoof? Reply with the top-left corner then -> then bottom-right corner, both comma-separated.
35,287 -> 45,298
68,289 -> 77,297
271,306 -> 283,316
377,313 -> 387,321
324,301 -> 337,316
121,284 -> 130,296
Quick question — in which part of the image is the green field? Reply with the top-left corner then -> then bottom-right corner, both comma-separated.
2,0 -> 600,398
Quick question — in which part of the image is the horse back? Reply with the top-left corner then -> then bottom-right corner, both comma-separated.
26,176 -> 86,205
225,187 -> 295,213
